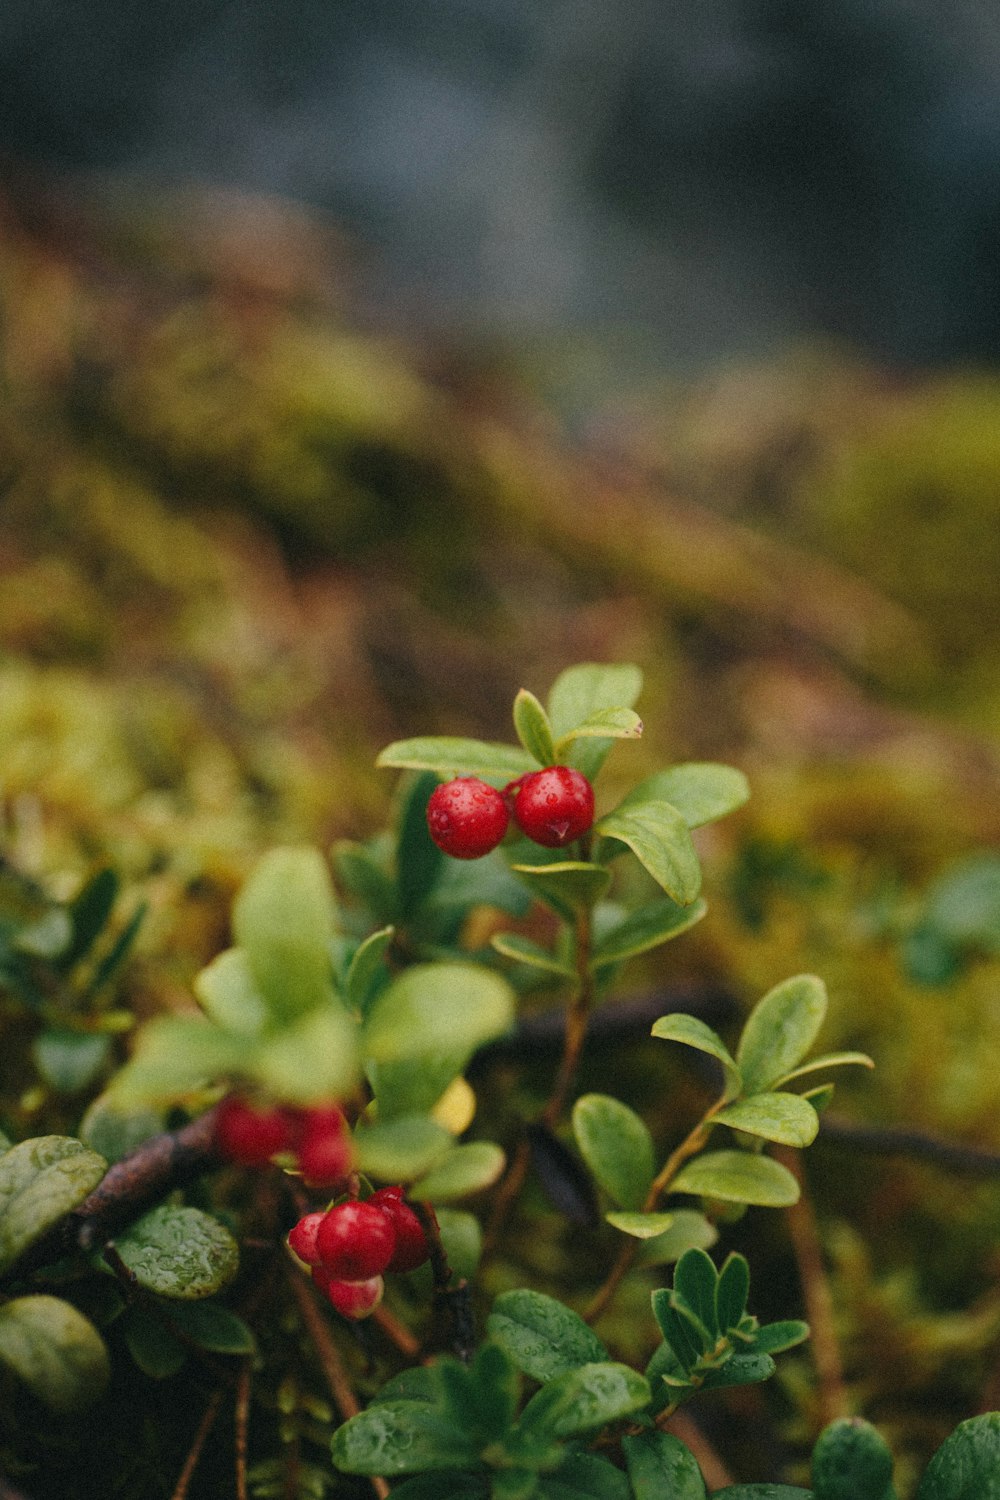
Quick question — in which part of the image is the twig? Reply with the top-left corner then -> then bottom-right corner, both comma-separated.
235,1358 -> 251,1500
817,1115 -> 1000,1176
170,1388 -> 225,1500
775,1148 -> 847,1425
372,1301 -> 422,1359
662,1409 -> 734,1491
412,1201 -> 476,1362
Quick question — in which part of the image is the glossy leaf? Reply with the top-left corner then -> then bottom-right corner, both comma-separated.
606,1211 -> 677,1240
596,801 -> 701,906
345,926 -> 395,1013
547,663 -> 643,778
622,1431 -> 708,1500
572,1094 -> 656,1210
916,1412 -> 1000,1500
0,1136 -> 108,1274
544,1450 -> 633,1499
491,934 -> 576,980
194,948 -> 269,1035
354,1116 -> 453,1181
510,861 -> 612,919
673,1248 -> 720,1339
650,1014 -> 742,1100
715,1253 -> 751,1332
810,1418 -> 895,1500
438,1345 -> 520,1446
410,1142 -> 506,1201
331,1399 -> 478,1476
736,975 -> 828,1097
377,737 -> 536,781
591,897 -> 707,973
488,1290 -> 609,1383
362,962 -> 515,1065
753,1320 -> 810,1354
619,764 -> 750,829
713,1490 -> 813,1499
0,1295 -> 110,1411
670,1150 -> 800,1207
112,1205 -> 239,1299
713,1093 -> 820,1148
167,1300 -> 257,1355
519,1362 -> 651,1440
514,689 -> 557,766
32,1030 -> 111,1094
233,847 -> 338,1022
699,1351 -> 776,1391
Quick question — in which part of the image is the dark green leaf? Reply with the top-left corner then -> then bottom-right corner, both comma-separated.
715,1253 -> 751,1333
572,1094 -> 656,1210
397,772 -> 445,919
0,1136 -> 108,1274
60,868 -> 120,970
84,900 -> 147,999
438,1344 -> 520,1446
112,1205 -> 239,1299
390,1475 -> 489,1499
596,801 -> 701,906
488,1291 -> 609,1383
514,690 -> 558,766
622,1431 -> 708,1500
32,1029 -> 111,1094
713,1093 -> 820,1148
753,1320 -> 809,1355
331,840 -> 398,922
167,1300 -> 257,1354
916,1413 -> 1000,1500
698,1352 -> 776,1391
811,1418 -> 894,1500
370,1367 -> 441,1405
519,1362 -> 650,1440
618,764 -> 749,829
650,1293 -> 702,1372
673,1249 -> 720,1340
0,1295 -> 110,1411
122,1305 -> 186,1379
713,1488 -> 813,1498
331,1400 -> 479,1476
233,847 -> 338,1023
541,1450 -> 633,1500
736,976 -> 827,1097
510,861 -> 612,919
670,1150 -> 800,1207
591,897 -> 707,973
649,1014 -> 742,1100
377,737 -> 536,781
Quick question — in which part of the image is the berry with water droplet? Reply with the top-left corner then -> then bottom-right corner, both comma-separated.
510,766 -> 595,848
426,777 -> 509,859
369,1186 -> 429,1272
315,1200 -> 396,1279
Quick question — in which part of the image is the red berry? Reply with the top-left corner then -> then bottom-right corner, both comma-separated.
215,1096 -> 295,1166
369,1187 -> 429,1273
426,777 -> 509,859
288,1212 -> 326,1266
510,766 -> 595,848
315,1200 -> 396,1279
297,1106 -> 353,1188
312,1266 -> 384,1319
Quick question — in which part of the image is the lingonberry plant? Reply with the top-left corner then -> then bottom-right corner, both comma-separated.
0,663 -> 997,1499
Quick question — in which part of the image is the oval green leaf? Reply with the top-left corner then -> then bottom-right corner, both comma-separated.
362,962 -> 515,1065
331,1400 -> 478,1476
513,689 -> 557,766
491,933 -> 575,980
376,737 -> 536,781
623,1431 -> 708,1500
650,1014 -> 742,1100
194,948 -> 269,1035
0,1136 -> 108,1274
671,1150 -> 800,1207
79,1094 -> 166,1166
636,1210 -> 718,1267
736,975 -> 828,1097
122,1304 -> 187,1378
572,1094 -> 656,1210
510,860 -> 612,918
410,1142 -> 506,1202
553,707 -> 643,760
0,1295 -> 110,1412
252,1003 -> 358,1104
596,801 -> 701,906
519,1362 -> 651,1440
108,1018 -> 254,1107
591,897 -> 708,972
773,1052 -> 875,1088
606,1211 -> 677,1240
435,1208 -> 483,1281
167,1300 -> 257,1355
547,663 -> 644,777
32,1030 -> 111,1095
916,1413 -> 1000,1500
345,926 -> 395,1013
112,1205 -> 239,1299
488,1289 -> 609,1383
233,846 -> 338,1023
713,1093 -> 820,1148
619,764 -> 750,829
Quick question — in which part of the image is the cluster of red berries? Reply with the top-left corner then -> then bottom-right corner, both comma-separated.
426,766 -> 595,860
215,1096 -> 353,1189
288,1187 -> 429,1318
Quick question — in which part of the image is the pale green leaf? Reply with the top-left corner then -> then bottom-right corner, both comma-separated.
713,1093 -> 820,1148
353,1116 -> 453,1181
635,1211 -> 718,1267
0,1295 -> 110,1412
233,847 -> 338,1023
547,663 -> 643,779
491,933 -> 575,980
650,1014 -> 742,1100
510,860 -> 612,918
345,926 -> 395,1013
107,1018 -> 254,1107
32,1030 -> 111,1094
553,707 -> 643,760
410,1142 -> 506,1202
596,801 -> 701,905
367,1051 -> 471,1120
736,975 -> 828,1096
362,963 -> 515,1064
376,737 -> 535,781
194,948 -> 269,1035
513,689 -> 557,766
252,1003 -> 358,1104
435,1209 -> 483,1281
488,1290 -> 608,1382
606,1211 -> 677,1240
572,1094 -> 655,1210
619,764 -> 750,829
0,1136 -> 107,1274
113,1205 -> 239,1299
773,1051 -> 875,1087
591,897 -> 707,972
670,1150 -> 800,1208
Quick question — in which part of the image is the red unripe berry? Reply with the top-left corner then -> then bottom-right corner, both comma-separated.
369,1187 -> 429,1273
510,766 -> 595,848
215,1096 -> 296,1166
296,1106 -> 353,1188
288,1212 -> 326,1266
426,777 -> 509,859
315,1200 -> 396,1279
312,1266 -> 384,1319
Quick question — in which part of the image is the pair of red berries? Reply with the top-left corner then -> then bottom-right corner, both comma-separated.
288,1187 -> 428,1319
215,1096 -> 352,1189
426,766 -> 595,860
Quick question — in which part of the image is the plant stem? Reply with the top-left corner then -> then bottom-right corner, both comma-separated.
234,1359 -> 251,1500
170,1388 -> 225,1500
775,1147 -> 848,1425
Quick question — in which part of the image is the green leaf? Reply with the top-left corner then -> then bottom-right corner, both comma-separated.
331,840 -> 398,922
619,764 -> 749,829
410,1142 -> 506,1202
491,934 -> 576,980
122,1304 -> 186,1378
811,1418 -> 895,1500
673,1249 -> 720,1339
252,1003 -> 359,1104
650,1294 -> 702,1372
167,1300 -> 257,1355
397,772 -> 446,919
514,690 -> 558,766
331,1400 -> 479,1476
13,907 -> 73,960
650,1014 -> 742,1101
429,850 -> 533,921
605,1211 -> 677,1240
736,975 -> 828,1097
519,1362 -> 651,1440
488,1291 -> 609,1383
572,1094 -> 656,1210
377,737 -> 536,781
917,1413 -> 1000,1500
435,1209 -> 483,1280
60,867 -> 120,970
596,802 -> 701,906
591,898 -> 708,973
772,1052 -> 875,1087
542,1450 -> 632,1500
715,1253 -> 751,1333
670,1150 -> 800,1207
753,1320 -> 810,1354
713,1490 -> 813,1499
510,861 -> 612,919
232,847 -> 338,1023
354,1116 -> 453,1181
438,1345 -> 520,1446
367,1052 -> 470,1120
32,1029 -> 111,1094
622,1431 -> 708,1500
83,901 -> 147,999
194,948 -> 269,1035
636,1211 -> 718,1267
547,663 -> 643,779
923,855 -> 1000,952
112,1205 -> 239,1299
79,1095 -> 166,1165
0,1136 -> 108,1274
713,1093 -> 820,1148
345,926 -> 395,1014
108,1018 -> 254,1106
0,1295 -> 110,1411
699,1351 -> 776,1391
362,962 -> 515,1065
553,707 -> 643,761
